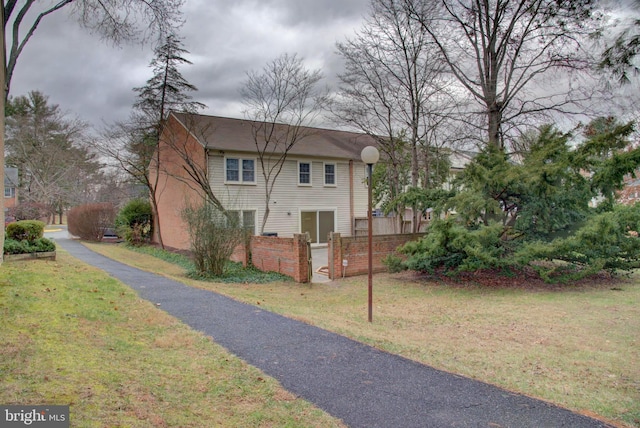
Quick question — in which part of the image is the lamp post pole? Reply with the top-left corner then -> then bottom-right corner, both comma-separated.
361,146 -> 379,323
367,162 -> 373,322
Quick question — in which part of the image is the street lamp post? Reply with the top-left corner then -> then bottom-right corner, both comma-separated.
361,146 -> 379,323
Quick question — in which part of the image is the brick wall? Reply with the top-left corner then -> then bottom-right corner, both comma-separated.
151,115 -> 207,250
233,234 -> 311,283
328,232 -> 423,279
230,242 -> 249,266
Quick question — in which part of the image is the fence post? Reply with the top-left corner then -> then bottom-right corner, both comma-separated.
293,233 -> 310,283
328,232 -> 341,280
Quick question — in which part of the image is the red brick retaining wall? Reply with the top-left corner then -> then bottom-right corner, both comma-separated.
231,234 -> 311,283
328,232 -> 423,280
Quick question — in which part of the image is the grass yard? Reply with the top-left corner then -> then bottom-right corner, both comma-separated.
0,252 -> 345,427
85,241 -> 640,428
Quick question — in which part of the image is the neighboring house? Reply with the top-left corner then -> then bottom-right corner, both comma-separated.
618,175 -> 640,205
4,167 -> 18,210
152,112 -> 379,250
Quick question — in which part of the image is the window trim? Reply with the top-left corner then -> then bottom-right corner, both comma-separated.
298,161 -> 312,186
323,162 -> 337,187
224,156 -> 257,185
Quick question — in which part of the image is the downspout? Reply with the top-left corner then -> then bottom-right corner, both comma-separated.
349,159 -> 354,235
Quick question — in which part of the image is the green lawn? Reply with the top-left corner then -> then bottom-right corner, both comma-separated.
0,252 -> 345,427
85,242 -> 640,428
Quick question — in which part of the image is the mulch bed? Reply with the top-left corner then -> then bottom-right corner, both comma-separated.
396,266 -> 628,291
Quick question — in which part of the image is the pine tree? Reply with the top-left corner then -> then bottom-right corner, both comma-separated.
133,34 -> 206,127
129,34 -> 205,248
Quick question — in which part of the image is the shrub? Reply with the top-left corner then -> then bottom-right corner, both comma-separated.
400,219 -> 514,275
7,202 -> 50,221
67,203 -> 116,241
115,199 -> 153,245
4,237 -> 55,255
382,253 -> 406,273
517,203 -> 640,282
6,220 -> 45,242
3,238 -> 25,255
181,203 -> 245,276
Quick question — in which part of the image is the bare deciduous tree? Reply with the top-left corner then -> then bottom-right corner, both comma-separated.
406,0 -> 598,150
0,0 -> 183,260
155,113 -> 227,214
335,0 -> 455,232
598,0 -> 640,84
100,35 -> 204,248
3,0 -> 184,98
99,116 -> 166,238
5,91 -> 103,221
240,53 -> 328,235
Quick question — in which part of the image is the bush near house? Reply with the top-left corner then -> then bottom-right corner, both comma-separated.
181,202 -> 245,276
3,220 -> 55,255
6,220 -> 45,241
67,203 -> 116,241
115,199 -> 153,246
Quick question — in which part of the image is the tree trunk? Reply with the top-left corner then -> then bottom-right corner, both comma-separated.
150,192 -> 164,249
488,101 -> 503,149
411,126 -> 420,233
260,205 -> 270,236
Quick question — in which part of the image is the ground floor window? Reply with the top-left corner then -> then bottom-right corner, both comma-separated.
301,210 -> 335,244
227,210 -> 256,234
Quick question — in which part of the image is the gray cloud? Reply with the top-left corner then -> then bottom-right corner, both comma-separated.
9,0 -> 369,129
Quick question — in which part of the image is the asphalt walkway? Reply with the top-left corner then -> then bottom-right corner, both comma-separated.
52,233 -> 613,428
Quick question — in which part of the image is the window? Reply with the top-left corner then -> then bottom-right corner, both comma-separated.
227,210 -> 256,234
4,187 -> 15,198
225,157 -> 255,184
324,163 -> 336,186
298,162 -> 311,186
242,159 -> 255,182
242,211 -> 256,233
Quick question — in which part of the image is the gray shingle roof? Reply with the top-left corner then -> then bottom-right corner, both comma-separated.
170,112 -> 380,161
4,167 -> 18,187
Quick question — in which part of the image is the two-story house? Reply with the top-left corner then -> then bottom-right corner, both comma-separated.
4,167 -> 18,209
152,112 -> 379,250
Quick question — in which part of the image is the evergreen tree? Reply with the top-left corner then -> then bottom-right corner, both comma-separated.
133,34 -> 205,128
105,34 -> 205,248
400,118 -> 640,282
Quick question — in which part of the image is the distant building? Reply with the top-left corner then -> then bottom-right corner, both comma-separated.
4,167 -> 18,209
618,175 -> 640,205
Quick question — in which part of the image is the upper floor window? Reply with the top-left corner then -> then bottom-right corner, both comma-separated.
4,187 -> 15,198
225,157 -> 256,184
298,161 -> 311,186
324,163 -> 336,186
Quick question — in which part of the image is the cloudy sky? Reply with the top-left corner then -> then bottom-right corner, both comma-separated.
8,0 -> 371,130
8,0 -> 639,137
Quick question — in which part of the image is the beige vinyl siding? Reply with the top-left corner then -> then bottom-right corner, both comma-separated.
207,151 -> 369,239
